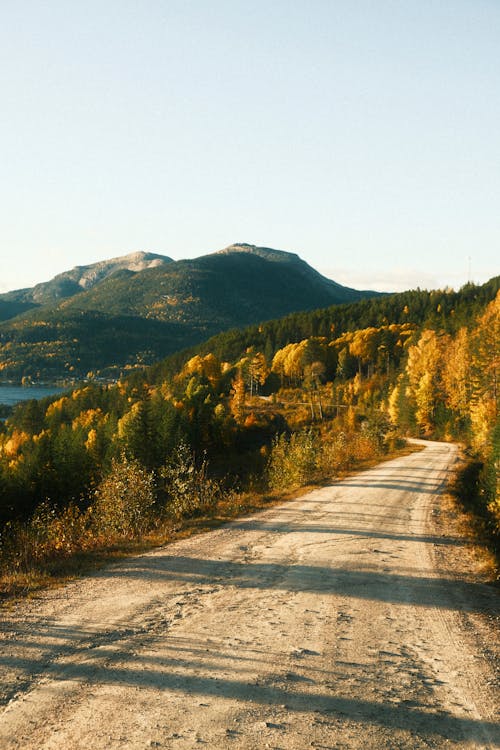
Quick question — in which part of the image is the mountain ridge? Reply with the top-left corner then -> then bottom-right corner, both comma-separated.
1,251 -> 172,309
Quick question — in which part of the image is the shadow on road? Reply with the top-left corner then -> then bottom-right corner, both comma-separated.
0,629 -> 498,746
90,554 -> 497,615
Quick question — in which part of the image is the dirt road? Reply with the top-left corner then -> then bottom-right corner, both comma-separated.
0,440 -> 498,749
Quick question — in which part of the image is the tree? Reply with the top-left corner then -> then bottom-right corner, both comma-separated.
248,351 -> 269,395
349,327 -> 379,376
406,330 -> 449,434
230,373 -> 246,424
335,346 -> 357,380
442,327 -> 471,430
470,291 -> 499,423
387,373 -> 414,433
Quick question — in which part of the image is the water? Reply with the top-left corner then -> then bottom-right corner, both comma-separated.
0,385 -> 65,407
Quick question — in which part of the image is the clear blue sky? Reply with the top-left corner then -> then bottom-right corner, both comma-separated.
1,0 -> 499,293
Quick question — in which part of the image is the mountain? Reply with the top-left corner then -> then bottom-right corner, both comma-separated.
0,251 -> 172,312
0,244 -> 380,380
57,243 -> 376,321
214,243 -> 367,301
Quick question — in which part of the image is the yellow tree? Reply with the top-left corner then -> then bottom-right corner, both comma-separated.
230,372 -> 246,424
272,342 -> 302,385
271,345 -> 290,385
284,341 -> 306,385
388,378 -> 402,427
349,327 -> 380,377
469,291 -> 500,449
406,329 -> 448,434
442,327 -> 471,423
178,353 -> 222,388
387,372 -> 414,433
248,351 -> 269,395
471,292 -> 499,416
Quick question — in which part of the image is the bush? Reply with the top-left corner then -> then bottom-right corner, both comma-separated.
0,501 -> 90,575
360,412 -> 391,453
91,454 -> 156,539
450,457 -> 499,557
267,429 -> 319,491
161,440 -> 222,519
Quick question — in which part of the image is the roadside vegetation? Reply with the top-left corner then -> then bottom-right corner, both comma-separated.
0,423 -> 398,598
0,283 -> 498,597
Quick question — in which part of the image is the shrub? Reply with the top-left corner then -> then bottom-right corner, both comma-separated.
91,454 -> 156,539
0,501 -> 90,575
160,440 -> 222,519
267,429 -> 319,491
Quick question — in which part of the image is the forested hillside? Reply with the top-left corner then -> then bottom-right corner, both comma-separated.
0,276 -> 498,590
150,276 -> 500,379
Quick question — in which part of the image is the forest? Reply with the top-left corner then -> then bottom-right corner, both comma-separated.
0,278 -> 498,591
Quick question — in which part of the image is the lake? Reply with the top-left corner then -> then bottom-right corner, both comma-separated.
0,385 -> 65,407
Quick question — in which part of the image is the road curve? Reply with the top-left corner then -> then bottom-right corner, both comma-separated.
0,440 -> 498,749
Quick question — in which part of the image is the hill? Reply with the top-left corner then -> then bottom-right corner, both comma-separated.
0,244 -> 379,381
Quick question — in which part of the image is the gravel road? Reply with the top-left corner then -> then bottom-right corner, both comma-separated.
0,440 -> 498,749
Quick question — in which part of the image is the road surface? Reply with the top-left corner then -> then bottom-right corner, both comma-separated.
0,440 -> 498,749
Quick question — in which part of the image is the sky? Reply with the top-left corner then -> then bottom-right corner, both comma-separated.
1,0 -> 499,294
